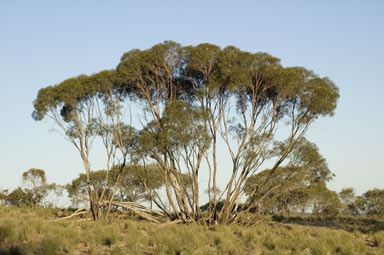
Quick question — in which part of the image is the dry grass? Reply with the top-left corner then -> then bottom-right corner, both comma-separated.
0,206 -> 383,255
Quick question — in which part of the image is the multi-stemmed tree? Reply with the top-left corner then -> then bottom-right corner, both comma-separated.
33,41 -> 339,224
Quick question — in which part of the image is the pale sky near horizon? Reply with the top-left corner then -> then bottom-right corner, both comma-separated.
0,1 -> 383,203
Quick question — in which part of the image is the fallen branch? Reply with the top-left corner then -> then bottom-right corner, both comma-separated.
103,201 -> 163,223
54,207 -> 88,221
52,201 -> 165,223
158,219 -> 184,227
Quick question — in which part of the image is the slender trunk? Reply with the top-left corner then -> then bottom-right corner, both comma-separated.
82,157 -> 98,221
105,158 -> 126,219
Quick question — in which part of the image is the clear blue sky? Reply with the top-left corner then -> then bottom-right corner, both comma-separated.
1,1 -> 383,197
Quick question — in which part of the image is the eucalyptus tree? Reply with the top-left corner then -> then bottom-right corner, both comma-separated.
33,41 -> 339,224
22,168 -> 59,207
358,189 -> 384,216
1,169 -> 61,207
2,188 -> 29,207
310,182 -> 341,217
33,76 -> 100,218
243,138 -> 335,216
339,187 -> 358,216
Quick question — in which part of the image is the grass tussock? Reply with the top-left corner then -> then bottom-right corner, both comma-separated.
0,206 -> 383,255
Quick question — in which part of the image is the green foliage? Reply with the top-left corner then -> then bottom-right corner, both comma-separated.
21,168 -> 52,207
32,75 -> 102,123
3,188 -> 31,207
117,164 -> 164,203
33,41 -> 339,127
359,189 -> 384,216
272,137 -> 334,183
244,137 -> 337,216
138,101 -> 211,157
22,168 -> 46,184
66,170 -> 109,208
2,169 -> 60,208
66,164 -> 164,207
336,188 -> 384,217
339,188 -> 358,216
310,182 -> 341,217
